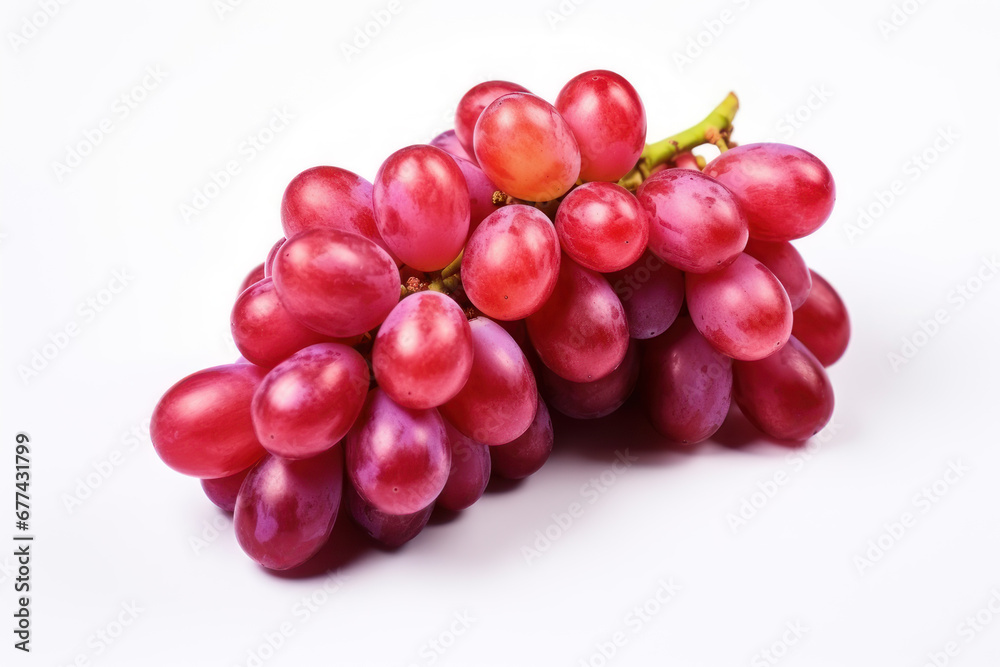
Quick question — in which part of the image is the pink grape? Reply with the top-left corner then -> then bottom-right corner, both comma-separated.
280,166 -> 396,260
234,446 -> 343,570
451,156 -> 500,237
373,145 -> 470,271
639,318 -> 733,444
686,252 -> 793,361
743,238 -> 812,310
791,270 -> 850,366
526,256 -> 629,382
430,129 -> 475,162
346,389 -> 450,515
554,182 -> 648,272
151,363 -> 267,478
439,318 -> 538,445
437,421 -> 491,511
263,238 -> 285,278
732,336 -> 835,441
454,80 -> 530,156
238,263 -> 265,296
637,168 -> 748,273
231,277 -> 332,368
490,397 -> 553,480
605,251 -> 684,339
555,70 -> 646,182
272,228 -> 400,338
541,340 -> 640,420
344,482 -> 433,549
462,205 -> 561,320
703,143 -> 836,241
474,93 -> 581,202
251,343 -> 369,459
201,467 -> 251,513
373,291 -> 473,409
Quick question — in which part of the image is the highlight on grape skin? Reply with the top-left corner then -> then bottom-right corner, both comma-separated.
150,69 -> 850,571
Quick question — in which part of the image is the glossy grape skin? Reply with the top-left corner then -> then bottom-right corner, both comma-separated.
686,253 -> 793,361
526,256 -> 629,382
605,251 -> 685,340
638,318 -> 733,444
251,343 -> 369,459
280,166 -> 396,260
201,467 -> 251,513
451,156 -> 500,237
637,169 -> 748,274
474,93 -> 581,202
430,129 -> 475,162
743,239 -> 812,310
373,291 -> 473,409
238,263 -> 265,296
490,397 -> 553,480
791,270 -> 850,366
231,278 -> 332,368
263,238 -> 285,278
346,389 -> 450,515
541,340 -> 640,420
344,482 -> 433,549
554,70 -> 646,182
233,446 -> 343,570
373,145 -> 470,272
151,364 -> 267,478
272,228 -> 400,338
462,205 -> 561,320
439,318 -> 538,445
704,143 -> 836,241
555,182 -> 648,272
454,80 -> 530,156
732,336 -> 835,441
437,421 -> 491,511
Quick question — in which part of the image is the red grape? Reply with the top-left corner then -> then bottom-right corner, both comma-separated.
490,396 -> 553,480
231,277 -> 332,368
462,205 -> 561,320
554,182 -> 648,272
201,466 -> 251,513
346,389 -> 450,515
732,336 -> 835,440
272,228 -> 400,338
430,129 -> 475,162
373,291 -> 473,409
791,269 -> 850,366
605,251 -> 684,340
437,421 -> 491,511
450,156 -> 500,237
234,446 -> 343,570
263,238 -> 285,278
345,481 -> 433,548
541,340 -> 640,420
686,252 -> 793,361
703,143 -> 835,241
743,238 -> 812,310
151,363 -> 267,478
238,263 -> 265,296
555,70 -> 646,182
454,80 -> 530,156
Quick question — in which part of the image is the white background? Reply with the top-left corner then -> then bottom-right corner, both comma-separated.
2,0 -> 999,665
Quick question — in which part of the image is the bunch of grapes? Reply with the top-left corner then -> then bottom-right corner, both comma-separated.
151,71 -> 850,571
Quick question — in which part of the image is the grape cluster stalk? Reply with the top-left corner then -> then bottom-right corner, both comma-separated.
153,71 -> 850,571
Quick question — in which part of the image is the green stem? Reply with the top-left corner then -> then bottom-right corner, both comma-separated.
441,251 -> 464,279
